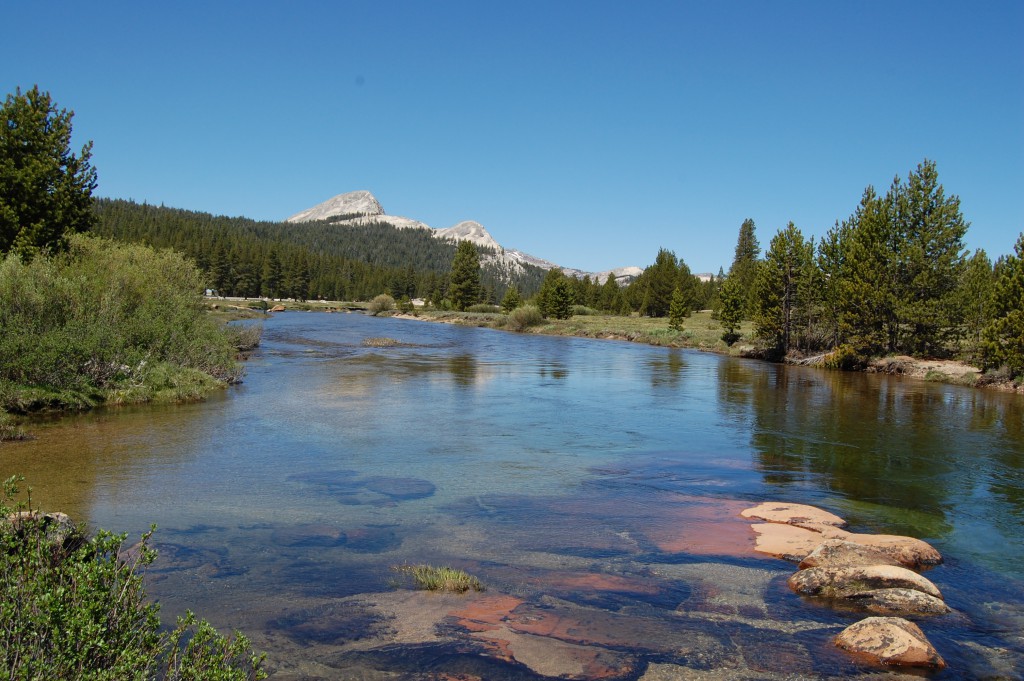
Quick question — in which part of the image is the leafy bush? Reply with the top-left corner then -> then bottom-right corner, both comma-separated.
823,344 -> 865,371
225,323 -> 263,353
0,476 -> 266,680
0,235 -> 241,412
506,305 -> 544,331
367,294 -> 395,316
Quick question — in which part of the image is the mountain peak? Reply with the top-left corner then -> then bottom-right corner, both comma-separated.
286,190 -> 384,223
434,220 -> 500,250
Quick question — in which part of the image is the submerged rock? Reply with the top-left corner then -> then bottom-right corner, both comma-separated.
834,616 -> 945,668
788,565 -> 942,600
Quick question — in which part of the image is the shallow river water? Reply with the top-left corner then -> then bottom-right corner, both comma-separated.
4,312 -> 1023,680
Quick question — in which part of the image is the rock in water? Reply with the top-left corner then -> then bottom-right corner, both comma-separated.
846,588 -> 951,617
788,564 -> 942,600
834,617 -> 945,668
740,502 -> 847,527
798,539 -> 903,569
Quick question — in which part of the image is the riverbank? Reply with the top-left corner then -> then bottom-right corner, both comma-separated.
390,308 -> 1023,395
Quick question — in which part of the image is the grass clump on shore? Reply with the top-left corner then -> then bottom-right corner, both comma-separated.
392,564 -> 484,593
0,234 -> 244,413
0,476 -> 266,680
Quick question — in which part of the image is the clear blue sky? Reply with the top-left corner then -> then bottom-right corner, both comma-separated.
4,1 -> 1022,274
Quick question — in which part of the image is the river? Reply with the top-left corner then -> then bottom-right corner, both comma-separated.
4,312 -> 1023,679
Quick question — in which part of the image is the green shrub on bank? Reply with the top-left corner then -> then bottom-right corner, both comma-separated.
367,294 -> 395,315
467,303 -> 501,314
506,305 -> 544,332
0,235 -> 241,412
0,476 -> 266,680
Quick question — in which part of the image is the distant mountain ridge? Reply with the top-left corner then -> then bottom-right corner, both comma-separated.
287,191 -> 642,284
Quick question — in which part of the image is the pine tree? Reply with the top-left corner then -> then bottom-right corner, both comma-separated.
754,223 -> 812,358
262,251 -> 282,299
448,240 -> 481,311
891,159 -> 969,355
598,273 -> 622,312
537,268 -> 573,319
718,276 -> 744,345
669,287 -> 687,331
959,249 -> 994,361
640,248 -> 678,317
0,86 -> 98,257
981,233 -> 1024,377
728,218 -> 760,317
501,285 -> 522,312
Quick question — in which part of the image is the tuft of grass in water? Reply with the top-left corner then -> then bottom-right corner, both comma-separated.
0,411 -> 28,441
391,564 -> 484,593
363,337 -> 401,348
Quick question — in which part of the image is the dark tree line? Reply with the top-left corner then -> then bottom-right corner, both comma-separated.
92,199 -> 545,303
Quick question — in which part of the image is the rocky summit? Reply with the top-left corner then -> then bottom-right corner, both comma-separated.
285,190 -> 641,285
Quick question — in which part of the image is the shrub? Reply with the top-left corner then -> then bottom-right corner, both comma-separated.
571,305 -> 599,316
0,476 -> 266,680
506,305 -> 544,332
467,303 -> 501,313
367,294 -> 395,316
0,411 -> 26,441
823,344 -> 865,371
0,235 -> 241,412
225,323 -> 263,353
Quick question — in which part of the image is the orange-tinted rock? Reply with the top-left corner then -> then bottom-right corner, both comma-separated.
799,539 -> 903,569
750,523 -> 827,561
788,565 -> 942,600
269,304 -> 286,312
740,502 -> 847,527
834,617 -> 945,668
840,532 -> 943,568
527,571 -> 661,595
449,594 -> 524,634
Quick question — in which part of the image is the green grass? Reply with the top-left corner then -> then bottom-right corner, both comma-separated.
392,564 -> 484,593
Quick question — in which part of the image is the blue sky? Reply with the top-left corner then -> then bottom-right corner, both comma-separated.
4,1 -> 1022,273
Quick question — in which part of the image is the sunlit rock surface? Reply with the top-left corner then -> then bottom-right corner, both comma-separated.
834,617 -> 946,669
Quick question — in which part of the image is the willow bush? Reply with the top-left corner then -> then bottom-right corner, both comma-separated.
0,476 -> 266,680
0,235 -> 241,411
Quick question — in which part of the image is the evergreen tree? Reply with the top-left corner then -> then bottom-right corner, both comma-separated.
959,249 -> 994,360
1,86 -> 97,257
891,159 -> 968,355
754,223 -> 812,358
639,248 -> 678,317
537,268 -> 573,319
668,286 -> 687,331
674,259 -> 698,315
837,186 -> 896,355
598,273 -> 623,312
728,218 -> 760,317
718,276 -> 744,345
262,251 -> 283,299
981,233 -> 1024,377
501,285 -> 522,312
448,240 -> 481,311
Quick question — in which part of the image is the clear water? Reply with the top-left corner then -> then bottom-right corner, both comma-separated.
4,312 -> 1023,679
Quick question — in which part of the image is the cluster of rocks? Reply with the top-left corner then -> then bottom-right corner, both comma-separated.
741,501 -> 949,670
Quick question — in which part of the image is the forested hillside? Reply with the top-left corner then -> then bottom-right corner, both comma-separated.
92,199 -> 546,303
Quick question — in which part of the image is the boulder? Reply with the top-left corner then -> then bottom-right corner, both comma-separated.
798,539 -> 902,569
788,565 -> 942,600
740,502 -> 846,527
840,532 -> 943,569
846,588 -> 951,617
750,522 -> 828,562
834,616 -> 945,668
4,510 -> 82,556
269,304 -> 286,312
